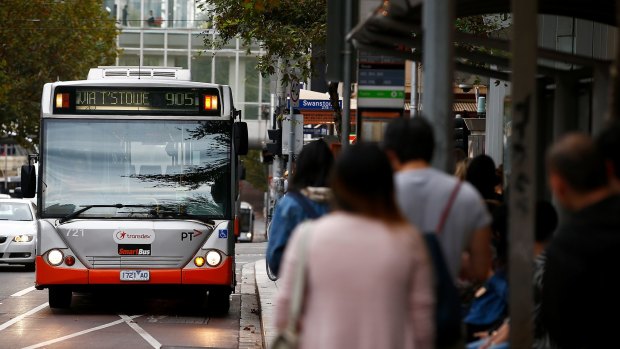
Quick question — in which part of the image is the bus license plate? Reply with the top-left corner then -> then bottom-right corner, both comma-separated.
120,270 -> 150,281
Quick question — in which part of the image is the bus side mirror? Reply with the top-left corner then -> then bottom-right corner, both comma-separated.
234,122 -> 249,156
21,165 -> 36,198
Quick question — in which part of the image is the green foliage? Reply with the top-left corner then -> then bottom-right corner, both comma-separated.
0,0 -> 118,148
197,0 -> 326,84
241,149 -> 268,192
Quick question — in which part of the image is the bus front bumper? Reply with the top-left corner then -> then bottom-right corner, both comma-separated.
35,256 -> 233,288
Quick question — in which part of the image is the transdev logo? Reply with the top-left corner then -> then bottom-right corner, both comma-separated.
113,229 -> 155,244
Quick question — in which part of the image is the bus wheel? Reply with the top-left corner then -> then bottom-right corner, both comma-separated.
208,287 -> 231,316
49,287 -> 72,309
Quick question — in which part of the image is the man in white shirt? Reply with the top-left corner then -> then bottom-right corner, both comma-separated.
383,117 -> 492,282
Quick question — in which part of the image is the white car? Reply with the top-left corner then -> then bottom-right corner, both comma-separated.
0,199 -> 37,270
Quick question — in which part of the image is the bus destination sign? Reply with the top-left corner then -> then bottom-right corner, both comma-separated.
53,87 -> 221,116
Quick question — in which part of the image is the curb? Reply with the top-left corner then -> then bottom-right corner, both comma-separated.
255,259 -> 278,349
239,262 -> 263,349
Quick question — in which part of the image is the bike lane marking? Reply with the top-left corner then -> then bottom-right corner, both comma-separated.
0,302 -> 48,332
11,286 -> 36,298
21,315 -> 142,349
119,314 -> 162,349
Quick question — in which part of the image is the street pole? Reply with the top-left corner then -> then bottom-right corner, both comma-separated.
341,0 -> 353,148
411,61 -> 419,118
287,100 -> 294,175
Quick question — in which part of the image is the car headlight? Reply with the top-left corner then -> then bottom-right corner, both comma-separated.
13,234 -> 34,242
205,250 -> 222,267
47,249 -> 64,266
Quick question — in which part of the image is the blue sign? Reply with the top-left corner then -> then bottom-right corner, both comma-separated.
218,229 -> 228,239
288,99 -> 341,110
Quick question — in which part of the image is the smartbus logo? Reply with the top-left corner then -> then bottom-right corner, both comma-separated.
118,244 -> 151,256
113,229 -> 155,244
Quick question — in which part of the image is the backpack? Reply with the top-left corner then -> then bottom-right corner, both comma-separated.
424,181 -> 463,348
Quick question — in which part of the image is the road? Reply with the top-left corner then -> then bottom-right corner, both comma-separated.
0,233 -> 267,349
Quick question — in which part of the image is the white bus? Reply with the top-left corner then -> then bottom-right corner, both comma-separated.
21,66 -> 248,313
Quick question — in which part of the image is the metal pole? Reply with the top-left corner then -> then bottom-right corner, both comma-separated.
341,0 -> 352,148
410,61 -> 419,117
509,0 -> 537,347
422,0 -> 455,172
287,101 -> 294,175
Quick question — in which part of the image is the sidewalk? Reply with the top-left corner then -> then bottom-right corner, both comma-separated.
255,259 -> 279,348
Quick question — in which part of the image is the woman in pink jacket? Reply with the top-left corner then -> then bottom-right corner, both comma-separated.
275,143 -> 434,349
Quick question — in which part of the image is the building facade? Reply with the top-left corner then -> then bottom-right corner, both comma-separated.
103,0 -> 271,121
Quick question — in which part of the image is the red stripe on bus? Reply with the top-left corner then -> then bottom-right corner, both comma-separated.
89,269 -> 181,284
182,258 -> 232,285
36,256 -> 89,286
35,256 -> 233,286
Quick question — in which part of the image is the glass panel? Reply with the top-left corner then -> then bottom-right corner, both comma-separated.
191,55 -> 212,83
172,55 -> 189,69
144,54 -> 164,66
120,0 -> 142,28
119,53 -> 140,66
192,33 -> 209,50
243,104 -> 259,120
169,33 -> 188,49
144,33 -> 165,49
119,32 -> 140,48
262,76 -> 271,103
42,119 -> 232,219
214,56 -> 231,85
244,56 -> 259,103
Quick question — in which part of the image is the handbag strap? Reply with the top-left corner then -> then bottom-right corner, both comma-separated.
435,180 -> 462,234
286,222 -> 313,332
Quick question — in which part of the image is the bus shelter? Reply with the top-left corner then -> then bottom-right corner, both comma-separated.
347,0 -> 617,346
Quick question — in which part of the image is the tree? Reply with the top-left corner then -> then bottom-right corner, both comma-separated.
0,0 -> 118,148
198,0 -> 328,121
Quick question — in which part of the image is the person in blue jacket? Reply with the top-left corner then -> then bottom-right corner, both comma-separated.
266,139 -> 334,277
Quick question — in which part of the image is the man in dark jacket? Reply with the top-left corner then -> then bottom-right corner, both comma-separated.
543,133 -> 620,348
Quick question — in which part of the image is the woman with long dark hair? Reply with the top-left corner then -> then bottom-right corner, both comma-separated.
266,139 -> 334,277
275,143 -> 433,349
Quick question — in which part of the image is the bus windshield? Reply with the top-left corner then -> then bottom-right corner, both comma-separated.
41,119 -> 231,219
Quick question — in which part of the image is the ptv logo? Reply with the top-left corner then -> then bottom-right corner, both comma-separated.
181,229 -> 203,241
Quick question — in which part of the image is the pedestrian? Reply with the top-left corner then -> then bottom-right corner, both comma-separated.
122,4 -> 128,26
466,154 -> 503,207
383,117 -> 492,283
147,10 -> 155,26
542,132 -> 620,348
465,200 -> 559,349
274,143 -> 433,349
266,139 -> 333,278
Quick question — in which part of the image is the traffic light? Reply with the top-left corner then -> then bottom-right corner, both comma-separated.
454,118 -> 470,154
266,128 -> 282,156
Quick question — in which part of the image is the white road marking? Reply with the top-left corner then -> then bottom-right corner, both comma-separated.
120,314 -> 162,349
20,315 -> 142,349
0,302 -> 48,332
11,286 -> 36,297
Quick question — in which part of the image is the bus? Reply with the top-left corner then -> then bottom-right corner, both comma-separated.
21,66 -> 248,313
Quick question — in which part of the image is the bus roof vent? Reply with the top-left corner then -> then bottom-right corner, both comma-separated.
88,66 -> 190,80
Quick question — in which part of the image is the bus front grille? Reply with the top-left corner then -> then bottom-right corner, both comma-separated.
85,256 -> 185,268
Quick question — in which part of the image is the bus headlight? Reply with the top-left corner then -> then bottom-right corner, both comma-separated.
205,250 -> 221,267
47,249 -> 64,266
13,234 -> 34,242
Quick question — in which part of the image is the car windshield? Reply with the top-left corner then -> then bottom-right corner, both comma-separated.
42,119 -> 231,219
0,202 -> 33,221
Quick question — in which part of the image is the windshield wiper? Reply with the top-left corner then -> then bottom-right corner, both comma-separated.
58,204 -> 154,224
